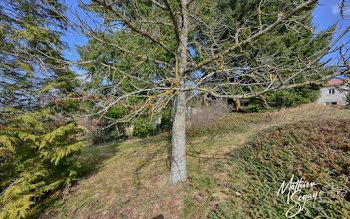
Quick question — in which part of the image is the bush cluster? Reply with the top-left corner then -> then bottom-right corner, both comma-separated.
242,84 -> 321,112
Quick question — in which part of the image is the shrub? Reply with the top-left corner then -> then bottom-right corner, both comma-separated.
159,106 -> 173,132
0,109 -> 85,218
242,84 -> 321,112
106,104 -> 173,139
131,104 -> 173,138
132,118 -> 158,138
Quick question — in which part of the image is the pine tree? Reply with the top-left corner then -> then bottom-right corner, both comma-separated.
77,30 -> 174,136
0,0 -> 78,110
0,1 -> 84,217
72,0 -> 348,183
217,0 -> 335,111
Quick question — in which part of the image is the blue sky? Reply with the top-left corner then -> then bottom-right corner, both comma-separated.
312,0 -> 349,79
62,0 -> 349,68
312,0 -> 349,32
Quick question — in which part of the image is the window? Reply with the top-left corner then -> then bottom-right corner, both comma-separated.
328,88 -> 335,95
326,102 -> 338,106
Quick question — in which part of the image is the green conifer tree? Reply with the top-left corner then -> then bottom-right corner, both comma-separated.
217,0 -> 335,111
0,1 -> 84,217
0,0 -> 78,110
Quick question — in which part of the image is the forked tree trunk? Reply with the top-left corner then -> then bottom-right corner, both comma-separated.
170,91 -> 187,183
170,0 -> 189,183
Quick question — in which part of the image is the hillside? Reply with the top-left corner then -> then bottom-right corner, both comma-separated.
41,104 -> 350,218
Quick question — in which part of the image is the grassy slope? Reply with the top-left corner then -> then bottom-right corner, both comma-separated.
42,104 -> 350,218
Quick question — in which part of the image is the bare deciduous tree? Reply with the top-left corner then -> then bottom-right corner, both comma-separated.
63,0 -> 349,183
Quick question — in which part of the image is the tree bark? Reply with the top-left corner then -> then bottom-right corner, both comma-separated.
170,91 -> 187,183
170,0 -> 188,183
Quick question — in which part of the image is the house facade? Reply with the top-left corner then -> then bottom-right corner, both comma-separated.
317,79 -> 349,106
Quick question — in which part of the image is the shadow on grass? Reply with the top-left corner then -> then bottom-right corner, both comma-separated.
130,127 -> 234,188
132,133 -> 172,186
31,137 -> 125,219
76,137 -> 125,177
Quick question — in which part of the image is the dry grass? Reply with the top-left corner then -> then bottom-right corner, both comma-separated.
42,135 -> 185,219
43,104 -> 350,218
186,100 -> 231,130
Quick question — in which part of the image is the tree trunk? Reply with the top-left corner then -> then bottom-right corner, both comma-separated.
170,0 -> 189,183
170,91 -> 187,183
